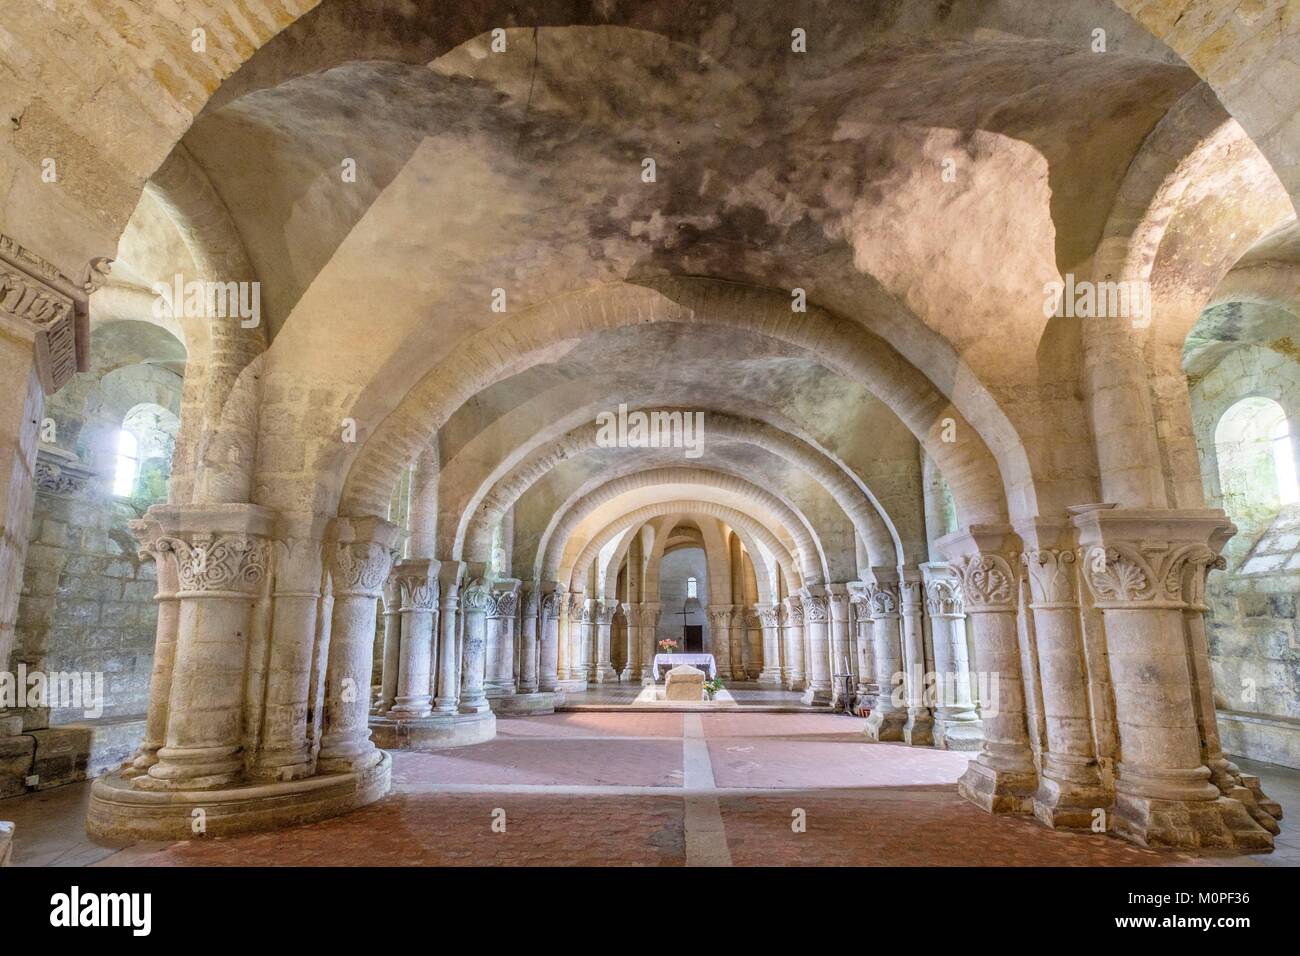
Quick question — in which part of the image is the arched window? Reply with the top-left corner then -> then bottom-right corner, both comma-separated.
686,576 -> 698,600
1215,397 -> 1298,522
112,429 -> 139,497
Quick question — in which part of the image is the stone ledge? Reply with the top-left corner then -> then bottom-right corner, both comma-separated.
86,752 -> 391,842
488,692 -> 560,716
369,711 -> 496,750
1219,709 -> 1300,771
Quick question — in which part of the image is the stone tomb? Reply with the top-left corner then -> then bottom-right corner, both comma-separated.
664,664 -> 706,701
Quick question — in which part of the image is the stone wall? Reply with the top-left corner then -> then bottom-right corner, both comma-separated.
1191,343 -> 1300,768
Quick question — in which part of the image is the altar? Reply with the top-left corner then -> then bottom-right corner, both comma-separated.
651,653 -> 717,680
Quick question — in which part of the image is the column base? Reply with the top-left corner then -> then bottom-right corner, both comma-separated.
592,664 -> 619,683
933,717 -> 983,752
1113,791 -> 1273,850
556,678 -> 588,693
485,682 -> 517,698
800,684 -> 832,706
958,760 -> 1036,815
903,710 -> 934,747
487,692 -> 560,716
388,697 -> 433,719
86,752 -> 391,842
1032,768 -> 1112,830
864,708 -> 906,741
458,695 -> 492,715
783,675 -> 807,692
758,668 -> 784,689
369,711 -> 497,749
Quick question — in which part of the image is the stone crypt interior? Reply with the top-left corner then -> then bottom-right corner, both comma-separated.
1,0 -> 1299,867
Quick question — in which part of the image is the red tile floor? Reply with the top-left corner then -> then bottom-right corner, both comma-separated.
4,712 -> 1296,866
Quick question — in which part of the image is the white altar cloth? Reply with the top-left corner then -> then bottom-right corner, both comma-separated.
652,653 -> 717,680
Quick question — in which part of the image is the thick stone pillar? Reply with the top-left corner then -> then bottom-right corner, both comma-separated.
641,603 -> 661,682
940,527 -> 1037,815
251,512 -> 331,782
620,602 -> 641,682
728,606 -> 748,680
706,604 -> 733,680
137,504 -> 275,790
863,579 -> 907,740
388,558 -> 438,718
920,562 -> 982,752
377,575 -> 401,714
123,516 -> 181,776
485,579 -> 520,697
1017,522 -> 1109,827
518,588 -> 540,693
538,587 -> 563,692
799,590 -> 832,705
849,586 -> 875,704
897,571 -> 933,745
317,517 -> 397,775
433,562 -> 464,715
592,600 -> 619,683
1074,507 -> 1272,849
458,578 -> 492,714
827,585 -> 856,709
756,604 -> 783,688
780,596 -> 806,691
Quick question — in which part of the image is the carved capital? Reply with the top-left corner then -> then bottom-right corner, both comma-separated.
924,577 -> 964,616
461,578 -> 491,612
540,588 -> 566,621
784,594 -> 805,625
1022,547 -> 1079,607
952,553 -> 1017,613
171,533 -> 271,595
392,560 -> 439,612
0,234 -> 100,393
757,605 -> 782,628
1080,542 -> 1215,609
802,594 -> 829,623
591,600 -> 615,626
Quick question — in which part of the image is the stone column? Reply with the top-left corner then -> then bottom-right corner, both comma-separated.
518,588 -> 540,694
433,562 -> 464,714
138,504 -> 276,790
485,580 -> 521,697
849,586 -> 875,704
706,604 -> 733,679
828,585 -> 855,708
577,598 -> 596,681
920,562 -> 981,752
377,575 -> 401,714
317,516 -> 397,775
592,600 -> 619,683
123,515 -> 181,777
458,578 -> 492,713
388,558 -> 438,718
641,603 -> 661,682
567,594 -> 587,686
799,590 -> 832,705
1016,522 -> 1108,827
863,579 -> 907,740
756,604 -> 783,687
897,572 -> 933,745
780,596 -> 806,691
940,526 -> 1037,815
728,606 -> 748,680
1074,507 -> 1272,849
620,602 -> 641,682
555,591 -> 572,681
252,512 -> 332,782
538,587 -> 563,692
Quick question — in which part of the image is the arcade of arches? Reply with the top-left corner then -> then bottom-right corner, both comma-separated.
1,0 -> 1299,865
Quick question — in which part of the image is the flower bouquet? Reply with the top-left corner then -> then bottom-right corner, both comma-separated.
657,638 -> 678,654
703,677 -> 725,700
